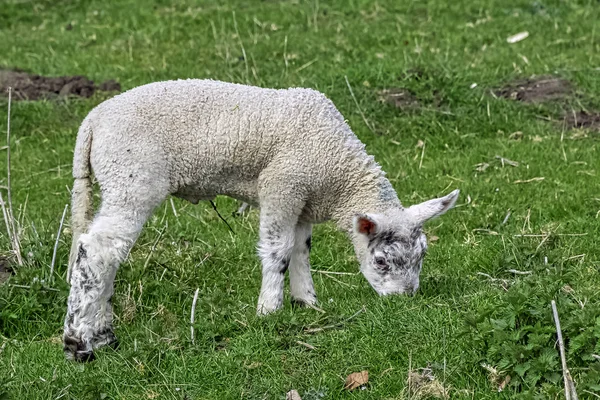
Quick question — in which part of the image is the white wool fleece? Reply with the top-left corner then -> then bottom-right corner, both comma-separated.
63,79 -> 458,362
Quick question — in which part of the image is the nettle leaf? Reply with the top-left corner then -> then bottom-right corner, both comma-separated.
514,362 -> 531,378
543,372 -> 561,384
491,318 -> 509,331
569,332 -> 592,355
525,370 -> 543,386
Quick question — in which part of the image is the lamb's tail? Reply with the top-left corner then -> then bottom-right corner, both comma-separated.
66,115 -> 95,283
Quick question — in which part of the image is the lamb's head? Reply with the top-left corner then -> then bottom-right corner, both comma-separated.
352,189 -> 459,296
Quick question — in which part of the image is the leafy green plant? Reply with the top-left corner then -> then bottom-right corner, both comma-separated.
466,263 -> 600,396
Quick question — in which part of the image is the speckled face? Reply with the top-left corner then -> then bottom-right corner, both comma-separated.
352,189 -> 460,296
361,227 -> 428,295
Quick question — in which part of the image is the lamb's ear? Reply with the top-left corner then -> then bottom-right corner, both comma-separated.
406,189 -> 460,224
354,214 -> 380,237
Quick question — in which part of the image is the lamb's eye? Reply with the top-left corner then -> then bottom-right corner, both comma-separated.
375,257 -> 387,267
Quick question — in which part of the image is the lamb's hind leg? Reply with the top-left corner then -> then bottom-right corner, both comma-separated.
289,222 -> 317,307
63,198 -> 162,362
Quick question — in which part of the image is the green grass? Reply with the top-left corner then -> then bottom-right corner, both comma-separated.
1,0 -> 600,399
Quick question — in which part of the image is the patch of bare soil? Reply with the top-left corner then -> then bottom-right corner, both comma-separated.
378,88 -> 421,109
0,68 -> 120,101
0,256 -> 14,284
564,111 -> 600,132
494,75 -> 572,103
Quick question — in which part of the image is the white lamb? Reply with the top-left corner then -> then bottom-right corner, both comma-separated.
63,79 -> 459,362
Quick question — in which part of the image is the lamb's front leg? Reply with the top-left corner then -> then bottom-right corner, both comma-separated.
256,208 -> 298,315
289,222 -> 317,306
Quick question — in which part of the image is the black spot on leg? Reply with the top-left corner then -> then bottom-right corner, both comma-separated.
79,268 -> 89,281
76,245 -> 87,264
280,257 -> 290,274
270,252 -> 278,261
305,236 -> 312,252
83,283 -> 94,293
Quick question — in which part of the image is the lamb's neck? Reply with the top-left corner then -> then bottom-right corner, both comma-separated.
331,174 -> 402,233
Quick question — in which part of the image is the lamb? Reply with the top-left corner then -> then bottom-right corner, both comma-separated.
63,79 -> 459,362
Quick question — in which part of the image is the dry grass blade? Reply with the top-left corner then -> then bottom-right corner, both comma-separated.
495,155 -> 519,167
4,87 -> 23,266
50,204 -> 69,280
507,269 -> 532,275
295,340 -> 316,350
190,288 -> 200,344
514,177 -> 545,184
344,76 -> 376,135
0,193 -> 14,252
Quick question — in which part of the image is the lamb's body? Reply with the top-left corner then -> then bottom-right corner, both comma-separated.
63,79 -> 458,362
79,79 -> 395,224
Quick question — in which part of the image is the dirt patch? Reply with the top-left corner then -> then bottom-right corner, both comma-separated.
494,75 -> 572,103
0,256 -> 14,285
0,68 -> 121,101
378,88 -> 421,109
564,111 -> 600,131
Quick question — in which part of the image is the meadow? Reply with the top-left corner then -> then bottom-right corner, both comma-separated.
0,0 -> 599,398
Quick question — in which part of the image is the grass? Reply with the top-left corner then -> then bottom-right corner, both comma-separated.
1,0 -> 600,398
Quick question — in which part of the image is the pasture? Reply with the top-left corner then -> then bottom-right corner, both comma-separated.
1,0 -> 599,398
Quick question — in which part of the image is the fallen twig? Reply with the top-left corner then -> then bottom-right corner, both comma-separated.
304,306 -> 365,333
190,288 -> 200,344
50,204 -> 69,280
551,300 -> 578,400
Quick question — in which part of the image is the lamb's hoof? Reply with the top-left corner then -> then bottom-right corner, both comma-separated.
63,341 -> 95,363
64,330 -> 118,362
74,350 -> 96,363
256,302 -> 281,316
291,298 -> 312,308
63,334 -> 92,362
291,297 -> 320,311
